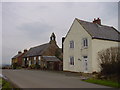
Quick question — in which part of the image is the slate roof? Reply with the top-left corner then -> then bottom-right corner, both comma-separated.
23,43 -> 50,57
42,56 -> 61,62
76,18 -> 120,42
12,53 -> 23,59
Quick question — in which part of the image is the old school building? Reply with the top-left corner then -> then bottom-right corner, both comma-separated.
22,33 -> 62,70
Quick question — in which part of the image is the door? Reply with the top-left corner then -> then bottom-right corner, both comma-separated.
83,56 -> 88,73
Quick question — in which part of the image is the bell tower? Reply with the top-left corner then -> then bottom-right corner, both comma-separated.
50,32 -> 56,44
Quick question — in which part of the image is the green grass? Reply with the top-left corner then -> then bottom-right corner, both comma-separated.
1,78 -> 20,90
2,78 -> 13,89
83,78 -> 120,88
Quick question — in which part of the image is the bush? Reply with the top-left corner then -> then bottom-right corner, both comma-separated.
2,79 -> 12,88
35,63 -> 40,69
12,63 -> 18,69
30,64 -> 35,69
29,64 -> 40,69
98,47 -> 120,81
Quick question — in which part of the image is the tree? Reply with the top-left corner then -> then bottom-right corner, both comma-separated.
98,47 -> 120,80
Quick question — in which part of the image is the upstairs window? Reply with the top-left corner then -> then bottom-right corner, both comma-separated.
70,56 -> 74,65
83,38 -> 88,47
70,40 -> 74,48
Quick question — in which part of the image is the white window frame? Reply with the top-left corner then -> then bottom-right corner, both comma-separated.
38,56 -> 41,65
83,38 -> 88,48
38,60 -> 40,65
38,56 -> 41,60
70,56 -> 74,65
34,57 -> 36,64
34,60 -> 36,64
69,40 -> 74,48
34,57 -> 36,60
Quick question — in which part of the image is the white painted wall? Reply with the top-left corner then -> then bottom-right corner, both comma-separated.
63,19 -> 93,73
63,18 -> 120,73
92,39 -> 119,72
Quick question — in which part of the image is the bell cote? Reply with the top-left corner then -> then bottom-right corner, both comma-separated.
50,32 -> 56,44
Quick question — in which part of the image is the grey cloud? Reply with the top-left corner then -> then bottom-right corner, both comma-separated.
118,2 -> 120,30
18,22 -> 54,40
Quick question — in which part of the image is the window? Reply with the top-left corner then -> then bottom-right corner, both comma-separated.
70,40 -> 74,48
38,60 -> 40,65
70,56 -> 74,65
34,57 -> 36,64
83,38 -> 88,47
38,56 -> 41,60
38,56 -> 41,65
34,60 -> 36,64
34,57 -> 36,60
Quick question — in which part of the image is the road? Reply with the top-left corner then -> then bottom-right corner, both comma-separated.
2,69 -> 110,88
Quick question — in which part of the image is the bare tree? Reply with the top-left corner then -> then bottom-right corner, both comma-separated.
98,47 -> 120,76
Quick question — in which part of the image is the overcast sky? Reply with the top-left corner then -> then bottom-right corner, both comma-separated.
1,2 -> 119,65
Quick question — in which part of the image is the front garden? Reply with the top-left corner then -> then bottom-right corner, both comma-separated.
83,47 -> 120,88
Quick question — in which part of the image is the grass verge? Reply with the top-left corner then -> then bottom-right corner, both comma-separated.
83,78 -> 120,88
1,78 -> 20,90
2,78 -> 13,89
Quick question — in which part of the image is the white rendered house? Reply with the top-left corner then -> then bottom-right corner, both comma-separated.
63,18 -> 120,73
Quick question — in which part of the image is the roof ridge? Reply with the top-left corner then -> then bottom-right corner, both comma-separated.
76,18 -> 116,28
76,18 -> 120,42
31,43 -> 49,49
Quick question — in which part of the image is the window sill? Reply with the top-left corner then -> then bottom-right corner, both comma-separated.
83,46 -> 88,49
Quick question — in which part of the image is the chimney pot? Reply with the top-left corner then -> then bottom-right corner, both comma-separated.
93,18 -> 101,25
18,51 -> 22,54
24,49 -> 27,53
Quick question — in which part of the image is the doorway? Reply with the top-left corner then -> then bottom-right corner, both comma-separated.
83,56 -> 88,73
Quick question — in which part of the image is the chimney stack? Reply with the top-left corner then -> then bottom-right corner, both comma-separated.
24,49 -> 27,53
93,18 -> 101,25
18,51 -> 22,54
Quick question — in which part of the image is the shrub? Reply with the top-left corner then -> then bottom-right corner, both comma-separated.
98,47 -> 120,81
30,64 -> 35,69
12,63 -> 18,69
35,63 -> 40,69
2,79 -> 12,88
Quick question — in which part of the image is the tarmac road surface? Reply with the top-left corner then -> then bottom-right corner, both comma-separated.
2,69 -> 110,88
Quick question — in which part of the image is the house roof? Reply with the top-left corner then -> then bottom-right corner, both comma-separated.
12,53 -> 23,59
23,43 -> 50,57
76,18 -> 120,42
42,56 -> 61,62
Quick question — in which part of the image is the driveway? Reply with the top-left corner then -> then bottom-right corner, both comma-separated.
2,69 -> 110,88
